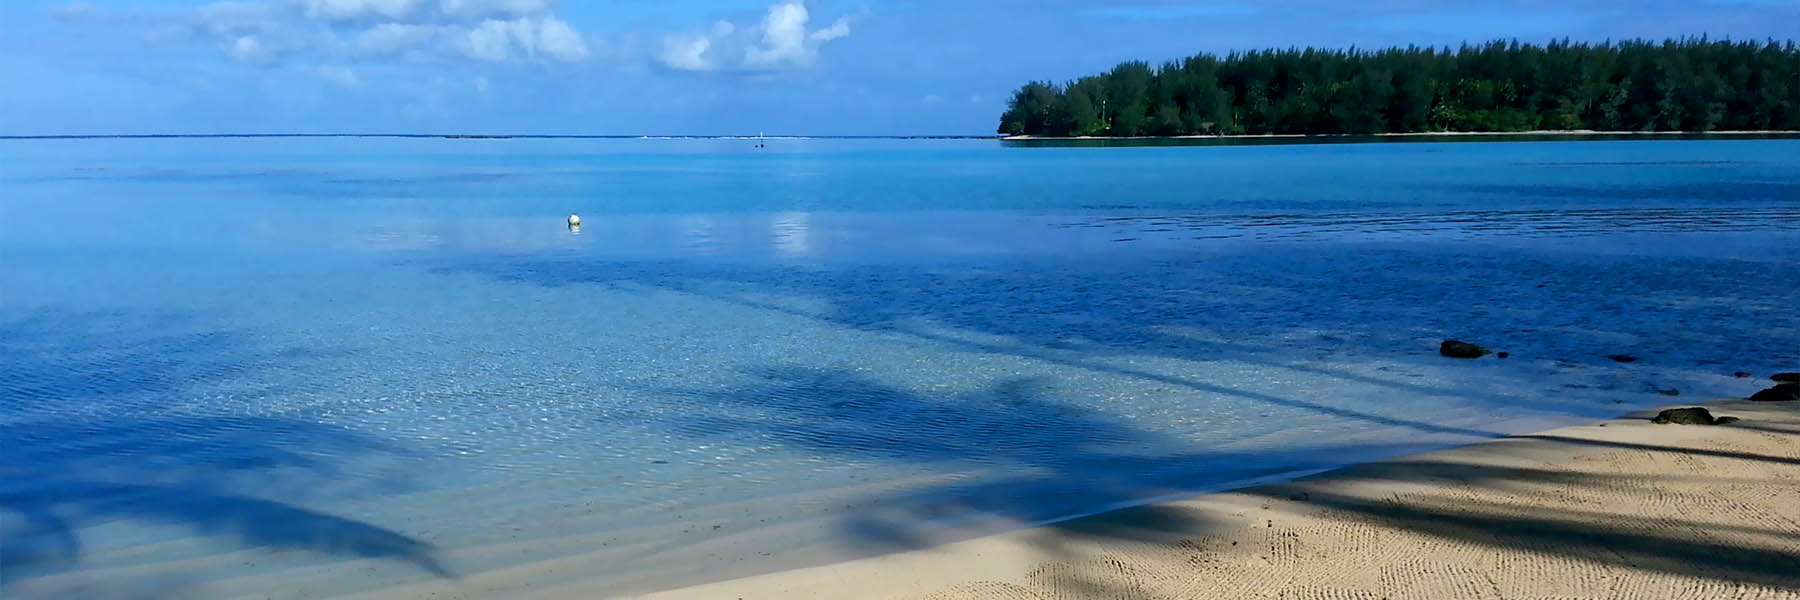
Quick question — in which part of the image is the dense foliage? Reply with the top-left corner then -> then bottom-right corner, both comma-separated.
998,39 -> 1800,136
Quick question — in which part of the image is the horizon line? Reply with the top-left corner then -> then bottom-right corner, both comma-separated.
0,133 -> 1001,141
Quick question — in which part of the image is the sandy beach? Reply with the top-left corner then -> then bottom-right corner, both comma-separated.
623,399 -> 1800,600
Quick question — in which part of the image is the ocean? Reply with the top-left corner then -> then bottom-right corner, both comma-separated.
2,136 -> 1797,598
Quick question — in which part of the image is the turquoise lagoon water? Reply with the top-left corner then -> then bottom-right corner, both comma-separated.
2,137 -> 1798,598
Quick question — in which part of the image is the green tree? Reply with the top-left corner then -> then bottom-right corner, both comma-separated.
997,81 -> 1060,135
1105,62 -> 1153,135
1060,78 -> 1107,136
998,38 -> 1800,136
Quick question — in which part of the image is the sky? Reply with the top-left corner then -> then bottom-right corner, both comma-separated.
2,0 -> 1796,136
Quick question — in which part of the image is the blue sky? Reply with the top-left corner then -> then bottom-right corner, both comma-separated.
3,0 -> 1796,135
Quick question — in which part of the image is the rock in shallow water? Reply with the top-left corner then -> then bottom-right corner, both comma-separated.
1749,382 -> 1799,402
1607,354 -> 1639,363
1652,407 -> 1738,425
1439,340 -> 1491,359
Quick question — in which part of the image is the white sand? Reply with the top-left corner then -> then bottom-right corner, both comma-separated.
622,400 -> 1800,600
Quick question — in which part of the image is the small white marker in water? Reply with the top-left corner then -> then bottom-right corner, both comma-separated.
567,214 -> 581,227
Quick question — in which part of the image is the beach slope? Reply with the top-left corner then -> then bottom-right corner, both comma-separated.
631,400 -> 1800,600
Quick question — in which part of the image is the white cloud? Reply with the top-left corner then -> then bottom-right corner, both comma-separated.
294,0 -> 550,22
196,1 -> 287,36
171,0 -> 591,65
50,2 -> 102,22
356,22 -> 444,55
299,0 -> 421,21
809,17 -> 850,42
744,1 -> 806,67
312,65 -> 361,86
656,1 -> 854,74
227,34 -> 270,62
446,0 -> 551,18
62,0 -> 848,76
658,25 -> 724,72
464,18 -> 525,60
532,17 -> 588,61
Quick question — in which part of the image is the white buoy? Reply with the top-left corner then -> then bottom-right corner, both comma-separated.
567,214 -> 581,227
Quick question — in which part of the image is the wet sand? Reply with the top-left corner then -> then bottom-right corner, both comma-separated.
627,399 -> 1800,600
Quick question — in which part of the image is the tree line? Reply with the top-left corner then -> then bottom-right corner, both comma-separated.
998,38 -> 1800,136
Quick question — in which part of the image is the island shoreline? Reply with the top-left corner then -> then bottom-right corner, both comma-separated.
1001,129 -> 1800,141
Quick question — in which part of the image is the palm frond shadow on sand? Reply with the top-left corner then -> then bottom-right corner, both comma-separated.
668,366 -> 1800,597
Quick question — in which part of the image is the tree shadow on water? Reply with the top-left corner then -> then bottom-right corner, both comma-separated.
657,366 -> 1401,553
431,246 -> 1800,594
448,256 -> 1537,440
0,311 -> 454,596
443,248 -> 1798,445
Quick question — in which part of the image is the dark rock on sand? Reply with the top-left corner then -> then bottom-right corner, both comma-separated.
1652,407 -> 1738,425
1607,354 -> 1638,363
1749,382 -> 1800,402
1772,372 -> 1800,383
1440,340 -> 1491,359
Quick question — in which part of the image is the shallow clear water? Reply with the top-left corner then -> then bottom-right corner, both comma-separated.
2,137 -> 1797,599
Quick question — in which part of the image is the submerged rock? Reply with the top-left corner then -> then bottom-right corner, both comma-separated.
1771,372 -> 1800,383
1607,354 -> 1639,363
1440,340 -> 1491,359
1497,352 -> 1510,359
1734,371 -> 1753,378
1651,407 -> 1738,425
1655,387 -> 1681,397
1749,382 -> 1799,402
